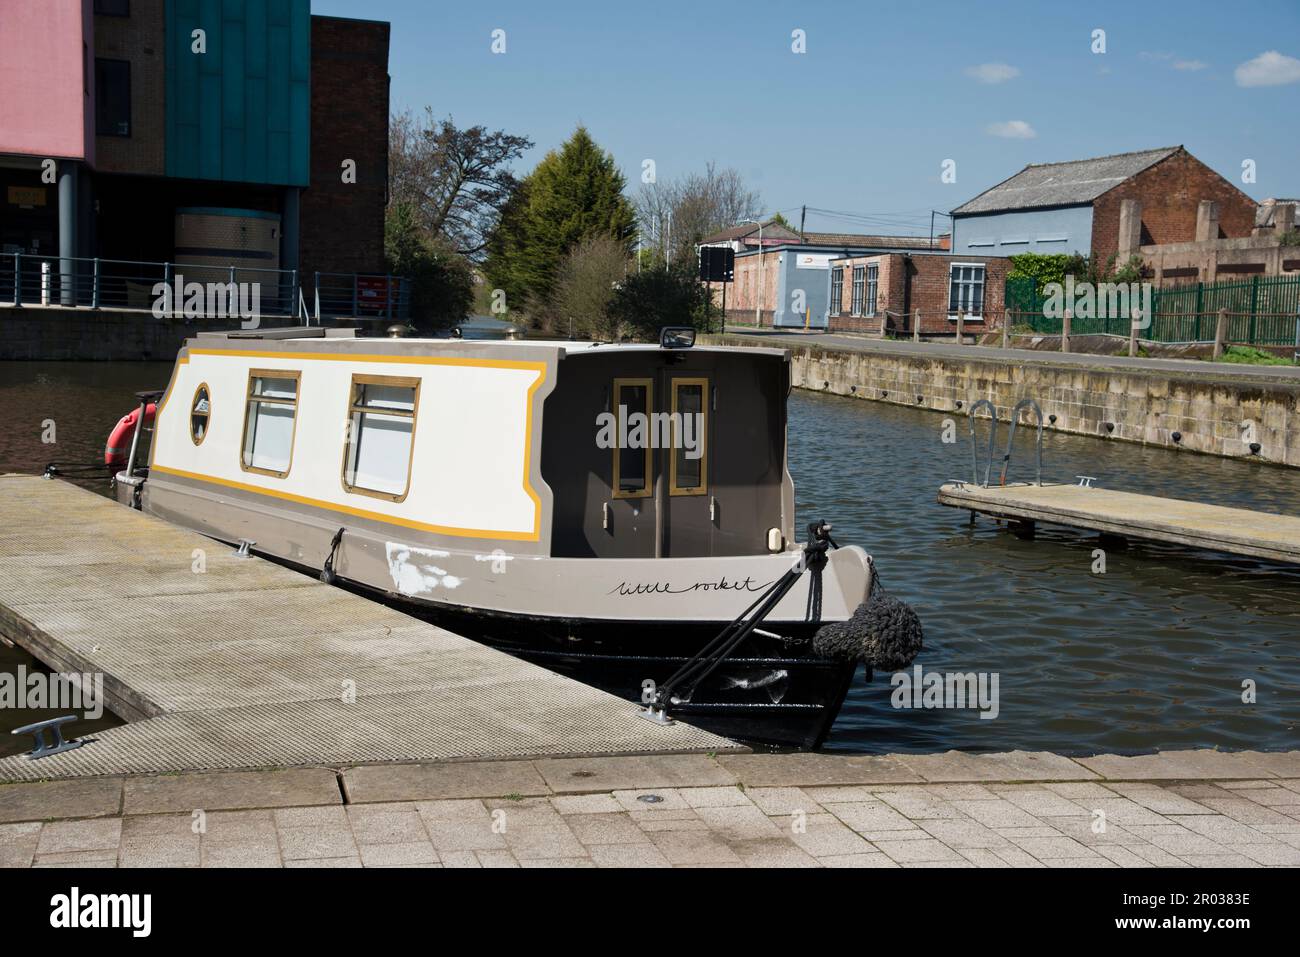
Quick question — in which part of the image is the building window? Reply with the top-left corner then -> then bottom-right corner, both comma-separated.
829,267 -> 844,317
241,372 -> 299,477
342,376 -> 420,501
612,378 -> 652,499
850,266 -> 865,317
949,264 -> 986,317
866,264 -> 879,317
669,378 -> 708,497
190,384 -> 211,446
94,59 -> 131,136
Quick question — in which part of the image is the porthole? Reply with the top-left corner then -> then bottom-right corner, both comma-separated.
190,383 -> 211,445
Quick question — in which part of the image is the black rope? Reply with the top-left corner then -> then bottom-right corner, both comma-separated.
319,527 -> 346,584
649,521 -> 835,714
39,462 -> 112,477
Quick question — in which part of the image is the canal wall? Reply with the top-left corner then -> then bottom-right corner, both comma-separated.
0,306 -> 242,361
712,334 -> 1300,468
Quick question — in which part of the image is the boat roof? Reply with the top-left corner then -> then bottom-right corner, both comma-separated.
190,328 -> 789,359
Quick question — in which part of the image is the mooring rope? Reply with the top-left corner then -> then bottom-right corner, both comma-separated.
647,521 -> 836,713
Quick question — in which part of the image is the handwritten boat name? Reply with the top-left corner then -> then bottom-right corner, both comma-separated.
608,576 -> 772,597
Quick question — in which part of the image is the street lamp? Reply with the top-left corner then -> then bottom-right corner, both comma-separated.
737,218 -> 765,327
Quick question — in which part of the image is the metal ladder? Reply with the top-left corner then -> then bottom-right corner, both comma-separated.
967,398 -> 1044,487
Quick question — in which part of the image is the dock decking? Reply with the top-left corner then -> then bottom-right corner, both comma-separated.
0,475 -> 734,782
937,481 -> 1300,565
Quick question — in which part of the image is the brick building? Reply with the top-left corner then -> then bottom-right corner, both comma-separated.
299,16 -> 390,278
950,146 -> 1257,266
824,252 -> 1011,337
1136,198 -> 1300,286
1,1 -> 389,297
721,235 -> 953,329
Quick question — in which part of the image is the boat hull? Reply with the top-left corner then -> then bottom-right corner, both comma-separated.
354,590 -> 863,751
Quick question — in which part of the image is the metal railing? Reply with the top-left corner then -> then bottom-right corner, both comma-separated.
1006,274 -> 1300,346
309,271 -> 410,324
0,252 -> 409,325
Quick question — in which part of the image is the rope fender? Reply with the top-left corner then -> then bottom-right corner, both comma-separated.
812,558 -> 923,671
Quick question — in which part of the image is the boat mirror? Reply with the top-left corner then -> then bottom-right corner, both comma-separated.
659,327 -> 696,349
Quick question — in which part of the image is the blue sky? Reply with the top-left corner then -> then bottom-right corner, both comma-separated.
314,0 -> 1300,236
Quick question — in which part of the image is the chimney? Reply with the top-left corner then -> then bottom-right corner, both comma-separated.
1276,201 -> 1296,234
1195,200 -> 1220,242
1117,199 -> 1142,256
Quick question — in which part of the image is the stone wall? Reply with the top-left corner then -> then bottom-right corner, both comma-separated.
0,306 -> 253,361
711,334 -> 1300,468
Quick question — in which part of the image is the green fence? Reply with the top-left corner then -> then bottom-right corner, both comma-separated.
1004,275 -> 1300,346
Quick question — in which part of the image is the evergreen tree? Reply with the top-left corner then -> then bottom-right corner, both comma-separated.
485,126 -> 635,319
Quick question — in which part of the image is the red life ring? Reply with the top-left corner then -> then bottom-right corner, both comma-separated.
104,403 -> 157,468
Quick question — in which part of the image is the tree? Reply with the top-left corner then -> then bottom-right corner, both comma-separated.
385,202 -> 474,332
768,211 -> 793,230
607,260 -> 709,342
484,126 -> 636,320
551,235 -> 630,339
634,163 -> 763,263
388,109 -> 533,260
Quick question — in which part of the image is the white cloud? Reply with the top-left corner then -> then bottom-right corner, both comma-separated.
1235,50 -> 1300,87
966,62 -> 1020,84
1173,60 -> 1207,71
986,120 -> 1037,140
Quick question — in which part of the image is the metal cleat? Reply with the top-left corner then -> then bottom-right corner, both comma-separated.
1076,475 -> 1097,488
637,704 -> 675,726
233,539 -> 256,558
11,715 -> 85,760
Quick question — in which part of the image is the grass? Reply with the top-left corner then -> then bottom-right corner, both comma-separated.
1214,345 -> 1298,366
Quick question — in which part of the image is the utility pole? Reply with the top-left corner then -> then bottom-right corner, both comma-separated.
799,205 -> 806,244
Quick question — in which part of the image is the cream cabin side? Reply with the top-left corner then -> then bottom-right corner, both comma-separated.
143,337 -> 560,569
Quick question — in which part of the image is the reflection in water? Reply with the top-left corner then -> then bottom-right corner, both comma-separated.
0,363 -> 1297,757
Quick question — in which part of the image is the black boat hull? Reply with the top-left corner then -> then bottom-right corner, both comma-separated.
374,597 -> 862,751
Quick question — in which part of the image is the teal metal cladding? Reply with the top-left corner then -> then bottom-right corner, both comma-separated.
165,0 -> 310,186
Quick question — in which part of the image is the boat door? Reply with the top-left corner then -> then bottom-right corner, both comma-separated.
658,367 -> 712,557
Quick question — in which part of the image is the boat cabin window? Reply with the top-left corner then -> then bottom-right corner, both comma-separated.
190,383 -> 211,445
612,378 -> 652,499
342,375 -> 420,501
241,371 -> 300,477
669,377 -> 708,496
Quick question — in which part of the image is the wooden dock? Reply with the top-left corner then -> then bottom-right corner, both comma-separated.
937,481 -> 1300,565
0,475 -> 735,782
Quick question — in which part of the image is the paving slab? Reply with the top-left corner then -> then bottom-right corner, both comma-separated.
1077,750 -> 1299,781
534,754 -> 737,794
896,750 -> 1097,783
716,752 -> 921,787
0,776 -> 123,824
123,768 -> 341,815
342,760 -> 549,803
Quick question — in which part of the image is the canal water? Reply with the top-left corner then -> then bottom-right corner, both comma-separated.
1,361 -> 1297,757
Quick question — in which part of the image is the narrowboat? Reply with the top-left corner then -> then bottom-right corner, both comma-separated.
109,326 -> 879,749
